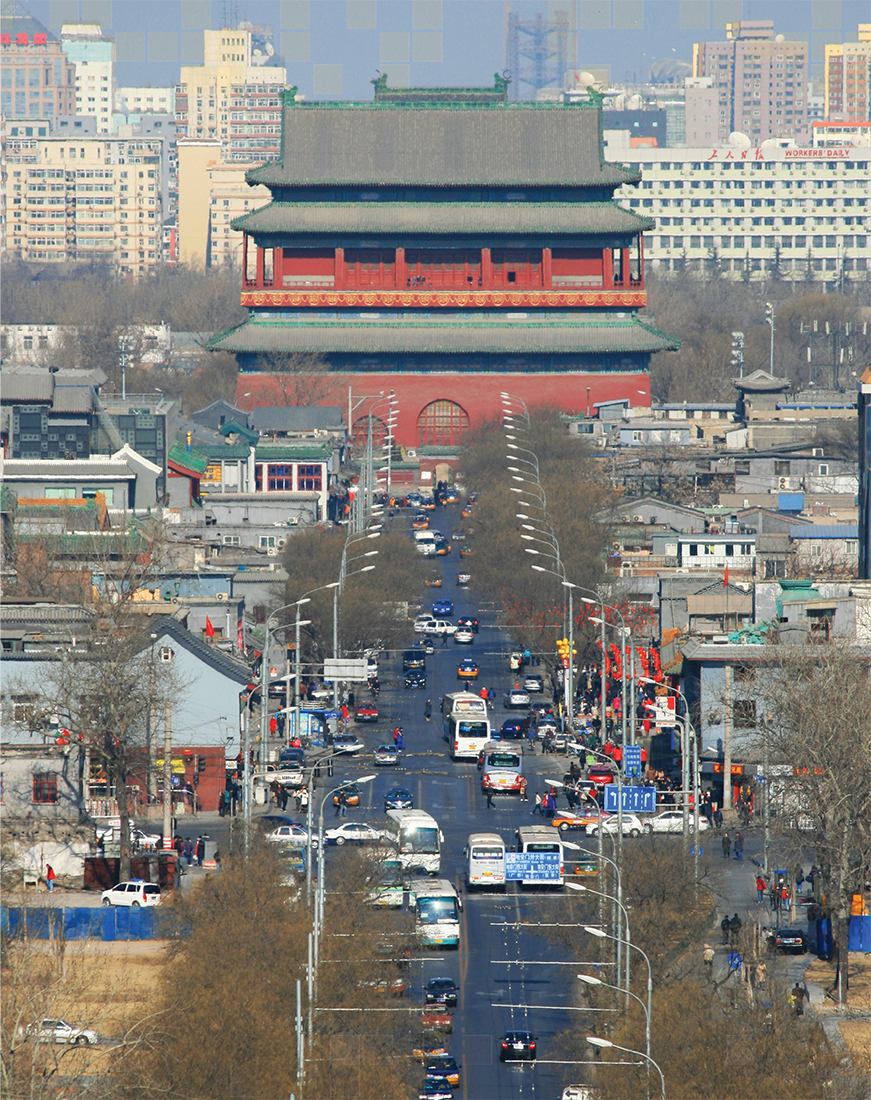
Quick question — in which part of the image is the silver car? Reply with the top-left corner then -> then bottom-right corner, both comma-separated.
586,813 -> 645,838
28,1019 -> 98,1046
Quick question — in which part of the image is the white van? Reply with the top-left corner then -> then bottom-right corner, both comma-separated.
414,530 -> 437,555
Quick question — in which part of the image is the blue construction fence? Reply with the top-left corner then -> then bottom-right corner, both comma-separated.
1,906 -> 186,941
806,915 -> 871,956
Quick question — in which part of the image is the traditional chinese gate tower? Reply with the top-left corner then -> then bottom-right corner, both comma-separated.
213,76 -> 677,453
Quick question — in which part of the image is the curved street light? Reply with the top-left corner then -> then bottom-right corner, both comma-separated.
586,1036 -> 665,1100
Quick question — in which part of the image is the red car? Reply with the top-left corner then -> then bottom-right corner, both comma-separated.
588,765 -> 615,786
421,1008 -> 453,1033
355,703 -> 379,722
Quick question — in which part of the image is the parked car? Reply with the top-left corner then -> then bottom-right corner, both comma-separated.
523,673 -> 544,693
324,822 -> 386,846
644,810 -> 711,834
405,668 -> 427,689
27,1018 -> 98,1046
375,744 -> 401,766
355,702 -> 379,723
332,733 -> 364,754
586,813 -> 644,838
499,1030 -> 537,1062
384,786 -> 414,810
425,978 -> 459,1007
100,880 -> 161,908
131,827 -> 162,850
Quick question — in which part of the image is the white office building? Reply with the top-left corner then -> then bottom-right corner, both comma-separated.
606,137 -> 870,282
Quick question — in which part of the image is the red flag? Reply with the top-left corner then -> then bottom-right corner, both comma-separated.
724,565 -> 729,587
205,616 -> 215,639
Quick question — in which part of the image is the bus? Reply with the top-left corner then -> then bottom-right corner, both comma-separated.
367,857 -> 406,908
409,878 -> 462,947
384,809 -> 443,876
447,714 -> 491,761
441,690 -> 487,720
465,832 -> 506,890
515,825 -> 564,888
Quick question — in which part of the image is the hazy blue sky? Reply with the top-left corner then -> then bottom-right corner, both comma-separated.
24,1 -> 869,97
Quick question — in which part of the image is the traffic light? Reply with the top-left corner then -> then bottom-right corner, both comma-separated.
198,755 -> 206,773
556,638 -> 571,667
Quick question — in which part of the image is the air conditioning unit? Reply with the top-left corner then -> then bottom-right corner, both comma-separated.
288,516 -> 299,526
633,514 -> 644,522
277,538 -> 287,548
159,646 -> 174,662
406,449 -> 418,458
267,547 -> 278,557
622,515 -> 632,523
216,592 -> 228,602
778,477 -> 790,490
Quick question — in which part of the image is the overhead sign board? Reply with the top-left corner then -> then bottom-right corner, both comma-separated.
603,786 -> 657,814
505,852 -> 561,881
623,745 -> 643,778
323,658 -> 369,682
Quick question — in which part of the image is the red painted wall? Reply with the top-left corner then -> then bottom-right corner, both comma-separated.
237,371 -> 650,450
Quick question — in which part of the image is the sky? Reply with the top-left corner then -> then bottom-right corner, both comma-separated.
22,0 -> 870,97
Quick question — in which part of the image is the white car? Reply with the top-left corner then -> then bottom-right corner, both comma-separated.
324,822 -> 387,846
28,1018 -> 98,1046
332,733 -> 364,754
132,827 -> 162,850
414,613 -> 435,633
422,619 -> 457,636
453,628 -> 474,644
644,810 -> 711,834
505,687 -> 531,708
586,813 -> 645,838
265,823 -> 316,848
100,880 -> 162,907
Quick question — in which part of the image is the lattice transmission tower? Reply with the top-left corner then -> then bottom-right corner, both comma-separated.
504,3 -> 577,101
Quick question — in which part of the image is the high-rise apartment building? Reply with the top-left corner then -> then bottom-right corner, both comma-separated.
59,23 -> 115,134
4,133 -> 163,275
115,86 -> 176,117
0,10 -> 76,122
693,21 -> 809,145
175,25 -> 286,163
825,26 -> 871,122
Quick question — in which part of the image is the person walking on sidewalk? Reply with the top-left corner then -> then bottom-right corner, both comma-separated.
46,865 -> 56,893
531,792 -> 542,816
722,831 -> 731,859
721,915 -> 731,946
729,913 -> 743,947
713,806 -> 723,832
756,874 -> 767,905
424,699 -> 432,722
519,777 -> 528,803
733,831 -> 744,860
703,943 -> 715,980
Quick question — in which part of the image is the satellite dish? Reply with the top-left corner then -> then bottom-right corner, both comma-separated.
729,131 -> 751,149
579,70 -> 598,88
775,33 -> 785,42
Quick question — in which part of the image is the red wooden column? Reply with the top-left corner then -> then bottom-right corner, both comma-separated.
542,247 -> 552,289
482,247 -> 493,289
335,247 -> 344,289
256,246 -> 264,286
396,247 -> 406,289
603,247 -> 614,289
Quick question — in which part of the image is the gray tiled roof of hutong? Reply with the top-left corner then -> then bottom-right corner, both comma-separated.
248,103 -> 638,190
210,317 -> 679,356
232,201 -> 653,237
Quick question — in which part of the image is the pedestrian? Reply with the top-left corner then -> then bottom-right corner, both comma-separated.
441,631 -> 448,646
195,837 -> 205,867
300,787 -> 309,811
722,831 -> 731,859
519,777 -> 528,802
721,914 -> 731,946
46,864 -> 56,893
795,864 -> 805,891
733,831 -> 744,860
393,726 -> 400,745
486,786 -> 495,809
789,982 -> 806,1017
279,786 -> 288,811
532,792 -> 542,816
527,725 -> 536,753
334,791 -> 343,818
425,699 -> 432,722
174,835 -> 183,859
703,943 -> 715,980
782,883 -> 792,914
756,874 -> 767,905
397,730 -> 404,751
348,690 -> 355,709
713,806 -> 723,832
729,913 -> 742,947
184,837 -> 193,865
754,959 -> 767,991
295,789 -> 303,813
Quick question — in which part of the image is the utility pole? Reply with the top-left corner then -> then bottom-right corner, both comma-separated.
765,302 -> 775,375
730,331 -> 744,379
162,701 -> 172,849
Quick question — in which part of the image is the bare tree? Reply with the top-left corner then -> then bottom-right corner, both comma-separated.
258,350 -> 341,408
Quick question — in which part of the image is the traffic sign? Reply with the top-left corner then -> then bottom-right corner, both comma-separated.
623,745 -> 643,777
505,852 -> 561,881
603,785 -> 657,814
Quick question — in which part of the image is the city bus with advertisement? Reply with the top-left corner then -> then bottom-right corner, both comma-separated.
515,825 -> 564,888
465,832 -> 506,890
384,809 -> 443,875
409,878 -> 462,947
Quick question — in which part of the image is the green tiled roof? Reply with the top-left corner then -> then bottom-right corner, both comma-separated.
191,442 -> 251,462
211,317 -> 679,356
168,442 -> 209,476
220,420 -> 259,444
248,105 -> 636,189
232,202 -> 652,237
255,443 -> 332,461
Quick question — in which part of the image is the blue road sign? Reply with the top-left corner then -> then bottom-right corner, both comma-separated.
623,745 -> 643,777
505,852 -> 561,882
603,785 -> 657,814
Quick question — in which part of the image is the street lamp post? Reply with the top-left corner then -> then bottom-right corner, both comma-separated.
586,1037 -> 665,1100
568,880 -> 630,995
578,973 -> 650,1076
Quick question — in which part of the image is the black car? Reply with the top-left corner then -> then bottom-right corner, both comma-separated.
500,1031 -> 537,1062
405,668 -> 427,689
768,928 -> 808,954
417,637 -> 435,655
384,786 -> 414,811
500,717 -> 531,740
456,616 -> 479,633
425,977 -> 459,1008
403,649 -> 427,671
279,747 -> 306,767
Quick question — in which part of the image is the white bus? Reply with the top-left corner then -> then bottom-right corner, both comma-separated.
384,809 -> 443,876
409,878 -> 462,948
447,714 -> 491,761
367,857 -> 406,908
441,691 -> 487,719
465,832 -> 506,890
515,825 -> 564,888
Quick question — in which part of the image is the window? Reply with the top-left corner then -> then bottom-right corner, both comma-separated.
12,695 -> 38,723
733,700 -> 757,727
222,534 -> 241,546
259,536 -> 277,549
33,773 -> 58,803
417,400 -> 471,448
266,464 -> 293,491
297,464 -> 322,491
774,460 -> 790,477
734,665 -> 755,684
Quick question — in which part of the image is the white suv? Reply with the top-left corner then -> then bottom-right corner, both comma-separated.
422,619 -> 457,636
100,879 -> 161,907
